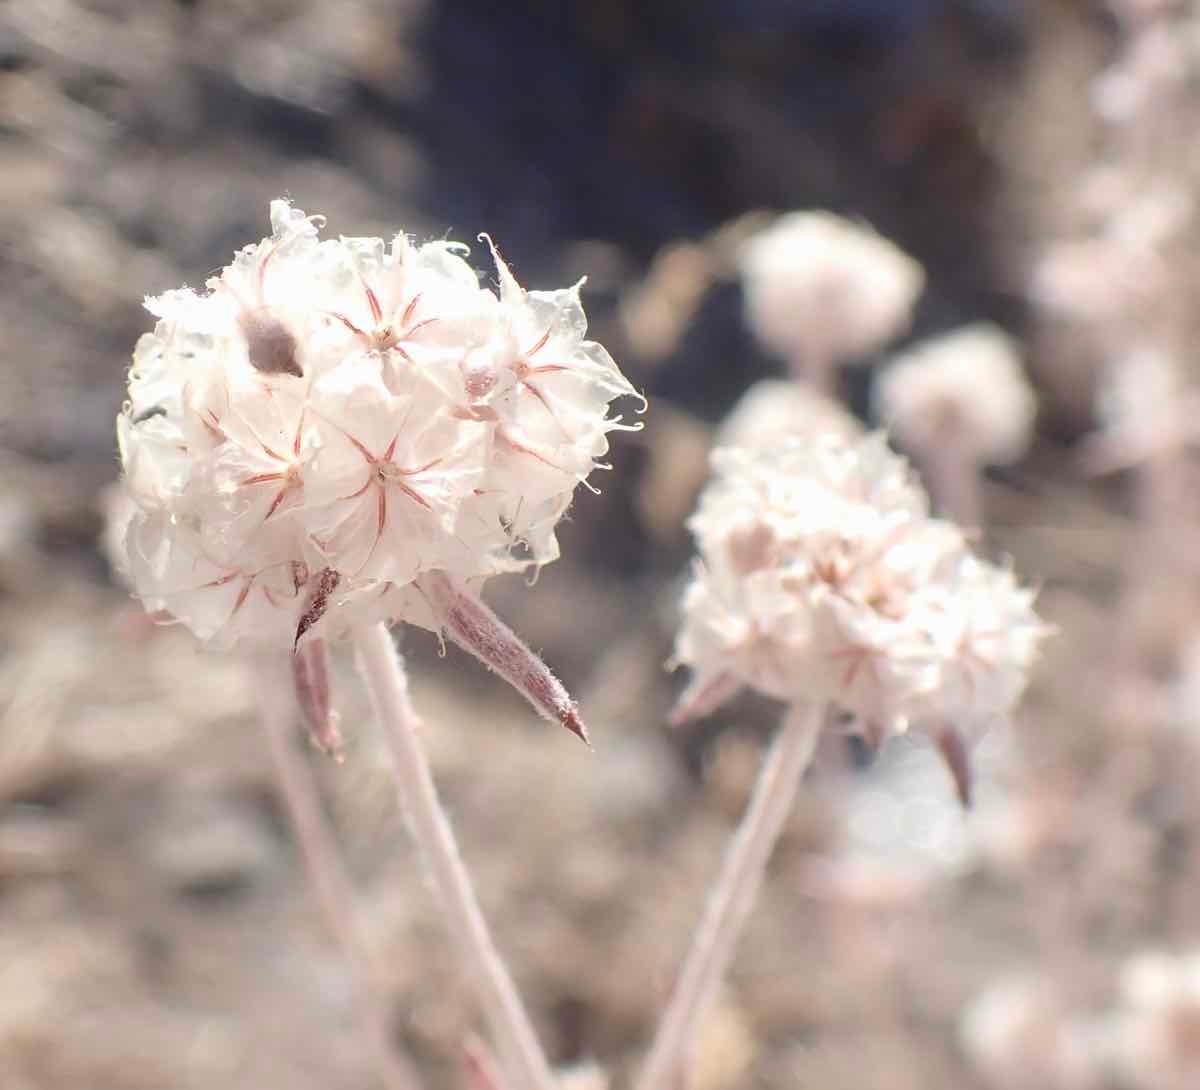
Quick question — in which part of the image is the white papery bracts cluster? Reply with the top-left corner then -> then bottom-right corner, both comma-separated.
672,435 -> 1045,801
115,201 -> 642,742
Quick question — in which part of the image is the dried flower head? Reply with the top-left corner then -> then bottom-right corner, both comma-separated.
672,434 -> 1046,800
114,201 -> 642,718
738,212 -> 924,376
874,324 -> 1036,467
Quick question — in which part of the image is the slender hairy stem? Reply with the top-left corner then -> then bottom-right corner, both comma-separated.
635,702 -> 823,1090
354,623 -> 557,1090
256,660 -> 422,1090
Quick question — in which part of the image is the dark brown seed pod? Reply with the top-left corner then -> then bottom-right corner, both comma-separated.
294,566 -> 341,649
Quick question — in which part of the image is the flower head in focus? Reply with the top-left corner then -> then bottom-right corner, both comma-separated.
874,324 -> 1036,468
113,201 -> 643,739
671,434 -> 1046,802
738,212 -> 924,386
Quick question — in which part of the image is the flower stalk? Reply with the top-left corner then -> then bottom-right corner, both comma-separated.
635,702 -> 823,1090
291,636 -> 345,758
355,623 -> 557,1090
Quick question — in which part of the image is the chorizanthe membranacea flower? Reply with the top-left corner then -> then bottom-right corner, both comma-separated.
114,200 -> 644,742
671,433 -> 1047,802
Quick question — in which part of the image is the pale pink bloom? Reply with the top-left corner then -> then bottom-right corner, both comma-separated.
673,435 -> 1045,798
716,379 -> 862,453
738,211 -> 924,371
1030,237 -> 1165,323
1082,348 -> 1200,474
302,361 -> 489,585
1032,186 -> 1188,323
120,511 -> 312,649
874,324 -> 1036,467
961,977 -> 1109,1090
115,201 -> 642,665
1113,950 -> 1200,1090
1091,23 -> 1188,124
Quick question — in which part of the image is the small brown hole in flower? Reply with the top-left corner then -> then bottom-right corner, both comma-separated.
240,310 -> 302,377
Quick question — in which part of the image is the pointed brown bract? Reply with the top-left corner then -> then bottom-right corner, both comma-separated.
294,567 -> 342,649
418,571 -> 590,745
934,724 -> 972,808
291,637 -> 344,761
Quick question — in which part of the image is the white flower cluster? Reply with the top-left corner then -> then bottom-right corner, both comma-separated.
115,201 -> 642,650
716,379 -> 862,453
739,211 -> 925,365
874,324 -> 1036,467
673,435 -> 1045,751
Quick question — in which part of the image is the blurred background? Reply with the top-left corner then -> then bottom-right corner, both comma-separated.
3,0 -> 1200,1087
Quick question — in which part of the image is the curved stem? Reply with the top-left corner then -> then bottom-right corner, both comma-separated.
256,658 -> 422,1090
635,702 -> 823,1090
354,623 -> 557,1090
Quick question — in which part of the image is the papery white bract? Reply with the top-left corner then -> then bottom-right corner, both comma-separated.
672,435 -> 1046,796
115,201 -> 642,653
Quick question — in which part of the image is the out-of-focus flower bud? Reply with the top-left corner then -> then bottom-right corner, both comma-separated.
874,324 -> 1036,469
738,212 -> 924,384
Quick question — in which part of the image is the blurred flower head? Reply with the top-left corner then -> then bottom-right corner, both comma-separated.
1091,23 -> 1187,124
874,324 -> 1036,467
961,975 -> 1110,1090
738,211 -> 924,368
1031,184 -> 1188,325
717,379 -> 862,453
1080,346 -> 1197,475
1114,949 -> 1200,1090
114,200 -> 642,650
672,435 -> 1046,782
